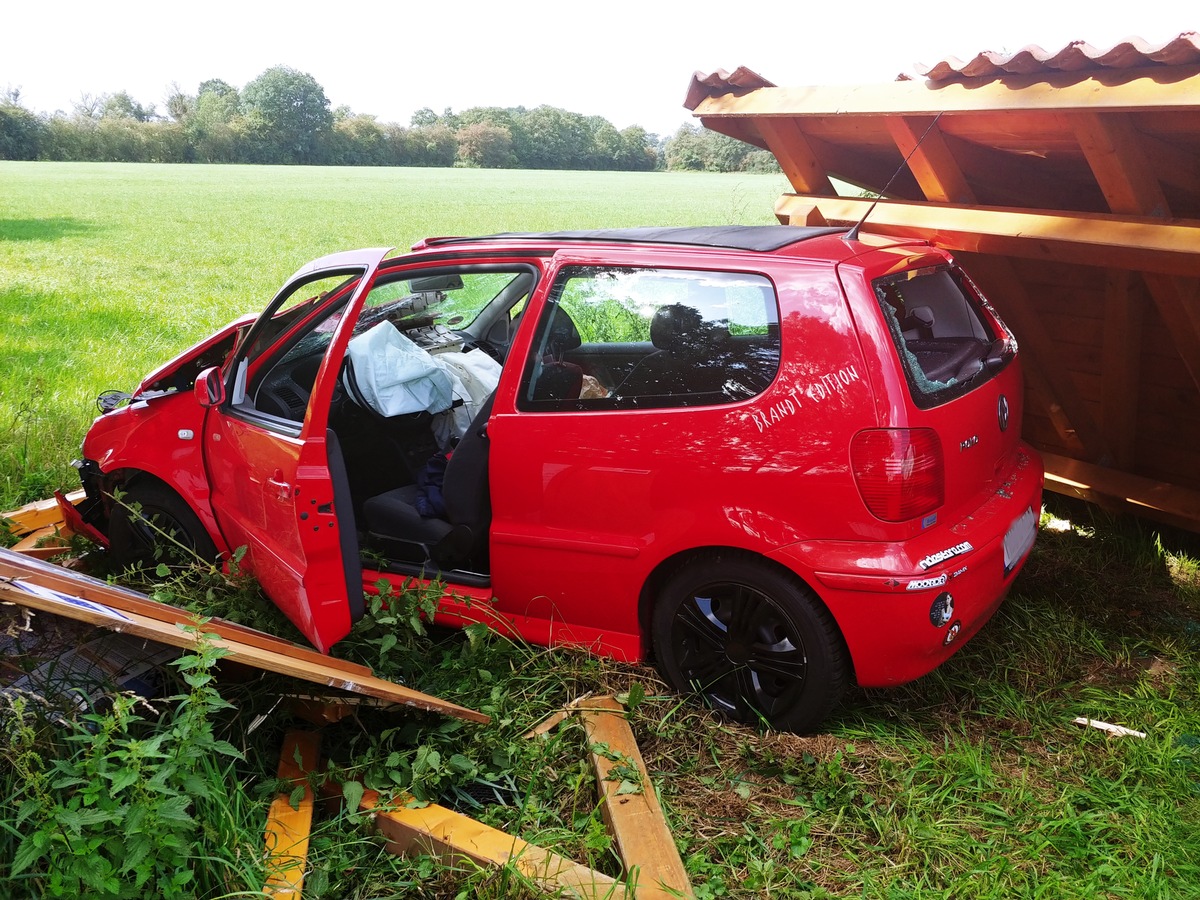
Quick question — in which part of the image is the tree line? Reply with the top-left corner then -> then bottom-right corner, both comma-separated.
0,66 -> 777,174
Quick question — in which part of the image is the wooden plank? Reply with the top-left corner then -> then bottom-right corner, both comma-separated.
689,65 -> 1200,119
580,697 -> 693,900
755,117 -> 835,196
0,549 -> 370,679
0,567 -> 488,724
1101,270 -> 1144,469
360,789 -> 627,900
1043,451 -> 1200,532
774,195 -> 1200,277
264,730 -> 322,896
1,489 -> 85,537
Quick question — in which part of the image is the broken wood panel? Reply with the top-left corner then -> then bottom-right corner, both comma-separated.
1042,451 -> 1200,531
580,697 -> 694,900
0,569 -> 488,723
264,730 -> 322,896
1,489 -> 85,537
360,790 -> 627,900
0,549 -> 370,679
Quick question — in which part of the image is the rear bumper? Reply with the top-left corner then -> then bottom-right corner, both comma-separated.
770,442 -> 1043,687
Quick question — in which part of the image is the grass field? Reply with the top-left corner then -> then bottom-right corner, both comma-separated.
0,161 -> 788,505
1,163 -> 1199,899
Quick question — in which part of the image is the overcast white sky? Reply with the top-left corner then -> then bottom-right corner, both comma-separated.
2,1 -> 1193,136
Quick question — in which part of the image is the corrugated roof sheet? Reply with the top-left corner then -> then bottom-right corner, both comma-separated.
916,32 -> 1200,81
683,66 -> 774,112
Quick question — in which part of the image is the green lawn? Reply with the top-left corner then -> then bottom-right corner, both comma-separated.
1,163 -> 1198,899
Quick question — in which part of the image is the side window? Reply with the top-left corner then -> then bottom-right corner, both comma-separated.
519,266 -> 780,411
238,273 -> 360,422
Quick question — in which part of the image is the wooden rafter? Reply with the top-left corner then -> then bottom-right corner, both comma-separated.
755,117 -> 835,196
887,116 -> 973,204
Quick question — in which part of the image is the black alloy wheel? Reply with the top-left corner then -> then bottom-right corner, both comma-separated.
106,480 -> 218,571
652,556 -> 848,734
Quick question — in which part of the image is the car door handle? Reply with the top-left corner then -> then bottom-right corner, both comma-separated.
266,474 -> 291,501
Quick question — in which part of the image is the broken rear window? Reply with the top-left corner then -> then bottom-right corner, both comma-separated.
874,266 -> 1011,409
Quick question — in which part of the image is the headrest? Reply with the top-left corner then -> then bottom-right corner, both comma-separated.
545,311 -> 582,357
650,303 -> 715,356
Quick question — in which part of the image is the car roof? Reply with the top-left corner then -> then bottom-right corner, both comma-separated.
420,225 -> 848,253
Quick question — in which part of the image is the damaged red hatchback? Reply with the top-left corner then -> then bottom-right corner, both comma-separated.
77,226 -> 1043,732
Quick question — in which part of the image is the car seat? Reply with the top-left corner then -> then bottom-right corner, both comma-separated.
360,393 -> 495,570
617,303 -> 729,400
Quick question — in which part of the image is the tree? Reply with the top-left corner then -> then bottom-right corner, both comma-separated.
240,66 -> 333,164
455,122 -> 514,168
410,107 -> 438,127
0,100 -> 44,160
102,91 -> 155,122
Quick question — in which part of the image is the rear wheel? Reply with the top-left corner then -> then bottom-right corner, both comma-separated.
652,556 -> 848,733
107,481 -> 217,570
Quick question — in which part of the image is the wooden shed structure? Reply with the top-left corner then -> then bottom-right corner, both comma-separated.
685,34 -> 1200,531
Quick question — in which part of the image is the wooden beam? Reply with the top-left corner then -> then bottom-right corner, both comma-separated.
775,195 -> 1200,277
755,117 -> 835,196
264,730 -> 322,896
1101,270 -> 1144,469
690,65 -> 1200,119
1043,451 -> 1200,532
361,790 -> 628,900
580,698 -> 693,900
887,116 -> 973,204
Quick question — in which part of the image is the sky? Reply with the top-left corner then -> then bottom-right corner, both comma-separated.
2,1 -> 1193,137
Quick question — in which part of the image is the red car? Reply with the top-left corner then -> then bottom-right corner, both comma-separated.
77,226 -> 1043,732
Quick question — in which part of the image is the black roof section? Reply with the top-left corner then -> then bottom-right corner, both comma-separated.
426,225 -> 847,253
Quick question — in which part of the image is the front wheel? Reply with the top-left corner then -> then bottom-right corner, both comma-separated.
107,481 -> 217,571
652,556 -> 849,733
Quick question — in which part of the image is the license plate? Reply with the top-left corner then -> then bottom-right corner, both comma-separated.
1003,506 -> 1037,574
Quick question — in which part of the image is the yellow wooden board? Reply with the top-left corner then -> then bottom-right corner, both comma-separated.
264,730 -> 322,896
360,789 -> 628,900
580,697 -> 694,900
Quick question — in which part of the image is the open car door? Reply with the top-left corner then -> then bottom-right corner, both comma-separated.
202,249 -> 392,651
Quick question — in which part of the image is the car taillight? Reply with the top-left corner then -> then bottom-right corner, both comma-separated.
850,428 -> 944,522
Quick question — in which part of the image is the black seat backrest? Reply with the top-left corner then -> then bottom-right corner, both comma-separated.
442,392 -> 496,532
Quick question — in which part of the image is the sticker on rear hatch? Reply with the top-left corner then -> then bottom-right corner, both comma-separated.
918,541 -> 974,570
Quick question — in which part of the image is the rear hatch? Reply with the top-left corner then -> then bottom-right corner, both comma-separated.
839,246 -> 1024,530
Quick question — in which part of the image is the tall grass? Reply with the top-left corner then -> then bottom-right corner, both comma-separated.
0,161 -> 787,505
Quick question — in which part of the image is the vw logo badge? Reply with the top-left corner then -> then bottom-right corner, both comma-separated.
998,395 -> 1010,432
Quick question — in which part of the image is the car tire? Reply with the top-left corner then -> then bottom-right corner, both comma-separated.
652,555 -> 849,733
107,481 -> 217,570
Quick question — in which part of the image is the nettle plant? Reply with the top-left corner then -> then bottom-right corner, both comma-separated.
4,624 -> 244,898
